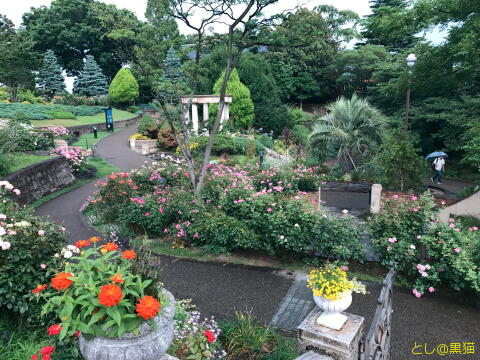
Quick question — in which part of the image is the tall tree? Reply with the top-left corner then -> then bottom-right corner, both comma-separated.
36,50 -> 66,97
73,55 -> 108,96
361,0 -> 421,51
0,16 -> 39,102
309,95 -> 387,171
22,0 -> 141,78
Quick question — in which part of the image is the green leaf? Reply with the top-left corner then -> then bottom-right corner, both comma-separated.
106,307 -> 122,327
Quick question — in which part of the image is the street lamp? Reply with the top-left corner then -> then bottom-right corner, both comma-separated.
404,53 -> 417,132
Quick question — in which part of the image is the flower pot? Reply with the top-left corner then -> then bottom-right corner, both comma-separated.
79,288 -> 176,360
313,292 -> 352,331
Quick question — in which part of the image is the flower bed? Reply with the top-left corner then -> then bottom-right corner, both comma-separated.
86,163 -> 365,262
369,193 -> 480,297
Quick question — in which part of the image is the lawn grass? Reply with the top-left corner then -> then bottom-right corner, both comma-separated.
6,153 -> 51,175
31,157 -> 118,208
31,109 -> 136,127
72,129 -> 121,149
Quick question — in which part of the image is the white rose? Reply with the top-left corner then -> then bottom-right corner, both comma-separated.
279,235 -> 284,240
1,241 -> 11,250
342,209 -> 349,214
0,227 -> 5,236
410,245 -> 416,250
5,183 -> 13,190
294,223 -> 300,228
63,250 -> 73,259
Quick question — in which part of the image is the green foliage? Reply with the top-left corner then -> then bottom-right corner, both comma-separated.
156,47 -> 188,105
309,95 -> 387,172
48,111 -> 76,119
220,312 -> 298,360
0,119 -> 53,151
374,130 -> 427,191
0,184 -> 66,326
211,69 -> 254,129
0,152 -> 12,177
0,103 -> 103,120
109,68 -> 139,105
195,134 -> 237,155
37,50 -> 66,97
73,55 -> 108,96
369,193 -> 480,296
138,115 -> 158,137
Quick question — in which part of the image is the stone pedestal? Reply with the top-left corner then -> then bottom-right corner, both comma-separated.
298,309 -> 364,360
54,139 -> 68,148
370,184 -> 382,214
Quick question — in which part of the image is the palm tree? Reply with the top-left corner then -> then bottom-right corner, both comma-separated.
309,95 -> 386,172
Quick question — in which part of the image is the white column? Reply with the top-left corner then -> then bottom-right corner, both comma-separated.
191,103 -> 199,134
370,183 -> 383,214
223,103 -> 230,122
203,103 -> 209,122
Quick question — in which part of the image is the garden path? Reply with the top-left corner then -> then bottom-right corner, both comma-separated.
35,124 -> 480,360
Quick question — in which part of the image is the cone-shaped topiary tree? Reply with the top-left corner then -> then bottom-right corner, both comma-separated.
211,68 -> 254,129
73,55 -> 108,96
109,67 -> 139,105
36,49 -> 66,97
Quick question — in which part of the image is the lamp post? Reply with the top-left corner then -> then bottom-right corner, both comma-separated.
404,53 -> 417,133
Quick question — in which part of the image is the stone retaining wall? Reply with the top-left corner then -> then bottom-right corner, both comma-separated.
67,113 -> 142,135
3,157 -> 75,204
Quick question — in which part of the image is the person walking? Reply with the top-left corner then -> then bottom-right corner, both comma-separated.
431,156 -> 445,184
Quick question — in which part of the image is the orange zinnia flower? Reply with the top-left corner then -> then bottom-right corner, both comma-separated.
75,240 -> 91,248
32,284 -> 48,294
136,296 -> 161,320
102,242 -> 118,252
122,250 -> 136,260
110,273 -> 124,284
51,273 -> 73,291
98,284 -> 123,307
89,236 -> 101,243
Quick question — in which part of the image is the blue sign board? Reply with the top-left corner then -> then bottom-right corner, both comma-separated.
105,108 -> 113,124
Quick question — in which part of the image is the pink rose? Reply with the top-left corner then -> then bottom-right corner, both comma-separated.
416,235 -> 422,239
392,194 -> 399,199
341,266 -> 348,271
388,237 -> 397,243
145,213 -> 150,216
38,230 -> 45,237
40,264 -> 47,269
454,247 -> 461,253
411,196 -> 417,201
428,287 -> 435,293
454,228 -> 460,232
266,208 -> 272,212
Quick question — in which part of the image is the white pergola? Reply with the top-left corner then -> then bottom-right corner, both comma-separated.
181,95 -> 233,133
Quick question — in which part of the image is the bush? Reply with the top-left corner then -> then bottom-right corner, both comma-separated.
138,115 -> 158,138
0,103 -> 103,120
52,94 -> 109,106
196,134 -> 237,155
0,152 -> 12,176
50,146 -> 85,174
109,68 -> 139,105
369,192 -> 480,296
0,119 -> 53,152
157,128 -> 178,150
0,182 -> 66,326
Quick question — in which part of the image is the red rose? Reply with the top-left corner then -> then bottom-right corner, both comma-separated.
204,330 -> 215,343
75,330 -> 81,337
40,346 -> 55,355
42,355 -> 51,360
31,355 -> 39,360
48,324 -> 62,336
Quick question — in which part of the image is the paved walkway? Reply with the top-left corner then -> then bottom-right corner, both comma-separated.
35,125 -> 480,360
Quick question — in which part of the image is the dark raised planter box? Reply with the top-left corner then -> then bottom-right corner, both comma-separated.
3,157 -> 75,205
321,181 -> 373,193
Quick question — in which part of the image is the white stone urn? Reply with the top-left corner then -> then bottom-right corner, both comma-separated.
79,288 -> 176,360
313,291 -> 352,331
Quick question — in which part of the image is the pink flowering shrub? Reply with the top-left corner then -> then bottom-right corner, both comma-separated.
48,126 -> 70,138
50,146 -> 85,174
369,192 -> 480,297
88,163 -> 364,261
0,181 -> 65,326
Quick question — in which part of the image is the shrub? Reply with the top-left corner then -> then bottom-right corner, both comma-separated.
109,68 -> 139,105
0,182 -> 66,326
0,103 -> 103,120
0,152 -> 12,176
138,115 -> 158,138
196,134 -> 237,155
369,192 -> 480,296
52,94 -> 109,106
50,146 -> 85,174
157,128 -> 178,150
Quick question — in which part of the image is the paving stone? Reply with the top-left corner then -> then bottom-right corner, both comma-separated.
270,273 -> 315,332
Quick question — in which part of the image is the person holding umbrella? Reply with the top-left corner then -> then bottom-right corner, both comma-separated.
426,151 -> 448,185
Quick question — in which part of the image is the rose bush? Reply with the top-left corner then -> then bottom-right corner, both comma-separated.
0,181 -> 66,326
87,163 -> 365,262
50,146 -> 85,174
369,193 -> 480,297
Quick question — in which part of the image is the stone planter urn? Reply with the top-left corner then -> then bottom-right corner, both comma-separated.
313,292 -> 352,331
79,289 -> 176,360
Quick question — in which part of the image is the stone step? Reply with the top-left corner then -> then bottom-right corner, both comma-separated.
294,350 -> 333,360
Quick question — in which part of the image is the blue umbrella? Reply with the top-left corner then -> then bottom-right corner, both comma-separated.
425,151 -> 448,160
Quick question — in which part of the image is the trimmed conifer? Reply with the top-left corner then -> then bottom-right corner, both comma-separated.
109,68 -> 139,104
73,55 -> 108,96
37,49 -> 66,97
